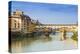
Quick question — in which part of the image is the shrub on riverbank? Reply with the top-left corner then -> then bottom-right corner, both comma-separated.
71,31 -> 78,41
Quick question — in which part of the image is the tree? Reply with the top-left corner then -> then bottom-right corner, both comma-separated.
71,31 -> 78,41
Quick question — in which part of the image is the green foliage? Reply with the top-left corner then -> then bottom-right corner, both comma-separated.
71,31 -> 78,41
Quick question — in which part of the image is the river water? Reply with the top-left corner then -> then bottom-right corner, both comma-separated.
11,32 -> 78,53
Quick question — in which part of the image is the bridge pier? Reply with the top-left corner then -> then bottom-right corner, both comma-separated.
60,30 -> 66,40
60,32 -> 64,40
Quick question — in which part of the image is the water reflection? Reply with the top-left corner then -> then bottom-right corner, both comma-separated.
11,32 -> 78,53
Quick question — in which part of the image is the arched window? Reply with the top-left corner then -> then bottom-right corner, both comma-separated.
14,20 -> 16,28
14,23 -> 16,28
14,20 -> 16,22
18,23 -> 20,28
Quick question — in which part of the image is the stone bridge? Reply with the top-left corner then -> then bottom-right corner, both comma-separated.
35,24 -> 78,40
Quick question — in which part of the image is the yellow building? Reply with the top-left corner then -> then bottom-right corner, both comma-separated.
9,10 -> 37,34
9,10 -> 23,32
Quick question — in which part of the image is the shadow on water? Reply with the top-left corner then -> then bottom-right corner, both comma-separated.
11,33 -> 53,53
41,36 -> 52,42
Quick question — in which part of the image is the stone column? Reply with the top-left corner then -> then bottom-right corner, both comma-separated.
60,32 -> 64,40
60,28 -> 66,40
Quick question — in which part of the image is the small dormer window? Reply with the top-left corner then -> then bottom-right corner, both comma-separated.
25,17 -> 26,20
13,12 -> 16,15
14,20 -> 16,22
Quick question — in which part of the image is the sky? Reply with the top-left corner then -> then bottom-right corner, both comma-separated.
9,1 -> 78,24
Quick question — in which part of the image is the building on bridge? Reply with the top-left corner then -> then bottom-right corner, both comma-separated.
36,24 -> 78,32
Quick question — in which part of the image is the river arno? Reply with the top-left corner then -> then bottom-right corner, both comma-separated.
11,32 -> 78,53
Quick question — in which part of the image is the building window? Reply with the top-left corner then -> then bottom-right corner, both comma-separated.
14,20 -> 16,22
14,23 -> 16,28
13,12 -> 16,15
14,20 -> 16,28
18,23 -> 20,28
